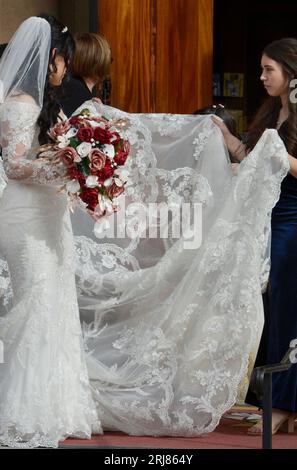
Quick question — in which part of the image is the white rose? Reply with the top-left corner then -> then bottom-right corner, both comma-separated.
66,180 -> 80,193
114,168 -> 130,186
114,178 -> 124,187
103,178 -> 113,187
76,142 -> 93,158
86,175 -> 99,188
65,127 -> 77,138
101,144 -> 115,160
57,135 -> 70,148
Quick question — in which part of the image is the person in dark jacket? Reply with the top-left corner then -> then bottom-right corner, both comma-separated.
58,32 -> 111,117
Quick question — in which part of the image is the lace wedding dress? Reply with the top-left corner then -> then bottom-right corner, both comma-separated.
0,99 -> 100,448
0,99 -> 289,447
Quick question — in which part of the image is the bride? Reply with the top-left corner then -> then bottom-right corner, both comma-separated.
0,15 -> 100,448
0,16 -> 290,447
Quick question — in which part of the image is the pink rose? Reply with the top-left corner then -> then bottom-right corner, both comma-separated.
106,182 -> 125,199
49,121 -> 71,139
89,149 -> 106,173
57,146 -> 79,167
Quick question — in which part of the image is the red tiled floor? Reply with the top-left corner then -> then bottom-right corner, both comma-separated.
59,407 -> 297,449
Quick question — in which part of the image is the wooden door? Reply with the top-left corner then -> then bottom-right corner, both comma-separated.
99,0 -> 154,112
155,0 -> 213,113
98,0 -> 213,113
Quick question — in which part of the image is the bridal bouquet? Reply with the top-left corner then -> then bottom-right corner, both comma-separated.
48,106 -> 131,230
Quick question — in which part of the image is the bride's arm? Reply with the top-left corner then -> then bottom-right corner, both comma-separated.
0,99 -> 66,184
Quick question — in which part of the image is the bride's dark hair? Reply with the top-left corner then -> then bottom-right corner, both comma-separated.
247,38 -> 297,156
37,13 -> 75,144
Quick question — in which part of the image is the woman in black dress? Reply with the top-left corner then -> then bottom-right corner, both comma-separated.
213,38 -> 297,435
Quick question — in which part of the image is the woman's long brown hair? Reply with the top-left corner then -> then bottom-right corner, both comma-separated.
247,38 -> 297,157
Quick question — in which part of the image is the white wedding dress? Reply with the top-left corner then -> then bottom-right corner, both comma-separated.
0,99 -> 100,447
0,98 -> 289,447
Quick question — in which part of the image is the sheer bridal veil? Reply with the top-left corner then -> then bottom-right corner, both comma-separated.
0,16 -> 50,107
0,16 -> 50,196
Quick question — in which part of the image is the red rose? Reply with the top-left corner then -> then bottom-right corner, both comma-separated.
79,188 -> 99,211
89,149 -> 106,173
67,167 -> 80,179
77,126 -> 94,142
106,182 -> 125,199
69,116 -> 85,127
67,167 -> 86,186
114,141 -> 130,166
111,132 -> 121,146
114,151 -> 128,166
93,126 -> 114,144
57,146 -> 79,167
99,159 -> 114,180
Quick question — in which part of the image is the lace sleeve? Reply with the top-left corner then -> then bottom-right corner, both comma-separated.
0,99 -> 66,184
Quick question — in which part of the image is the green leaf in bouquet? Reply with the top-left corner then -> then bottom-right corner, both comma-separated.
98,187 -> 105,196
115,139 -> 124,152
69,137 -> 80,149
78,157 -> 91,176
79,108 -> 91,117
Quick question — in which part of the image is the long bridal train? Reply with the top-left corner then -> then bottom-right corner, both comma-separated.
0,100 -> 289,446
72,103 -> 289,436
